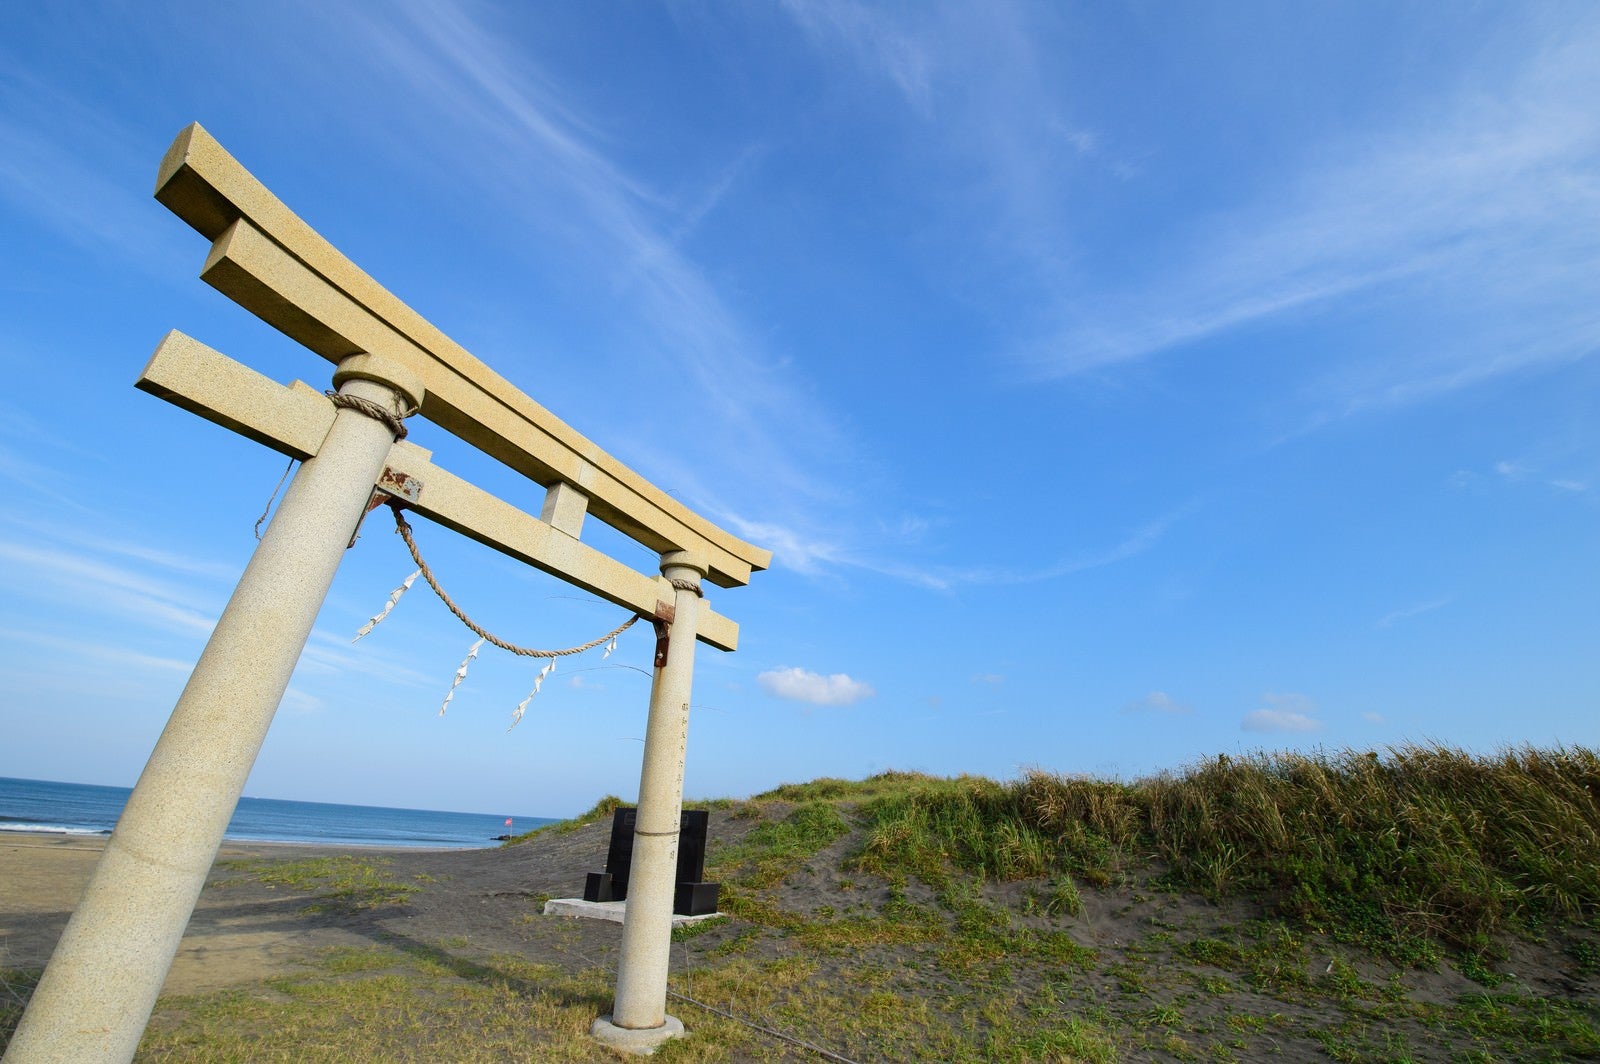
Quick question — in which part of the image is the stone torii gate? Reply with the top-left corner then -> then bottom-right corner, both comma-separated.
3,124 -> 770,1063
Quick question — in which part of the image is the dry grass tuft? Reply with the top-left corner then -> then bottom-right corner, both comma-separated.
851,744 -> 1600,961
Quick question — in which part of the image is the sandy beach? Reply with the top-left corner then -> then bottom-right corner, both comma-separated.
0,821 -> 628,998
1,833 -> 401,995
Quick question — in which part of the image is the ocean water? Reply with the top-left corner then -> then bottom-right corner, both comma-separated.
0,777 -> 556,849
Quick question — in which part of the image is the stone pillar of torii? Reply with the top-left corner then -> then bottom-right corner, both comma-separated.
3,124 -> 769,1064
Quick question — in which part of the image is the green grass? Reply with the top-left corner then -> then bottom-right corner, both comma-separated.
710,800 -> 851,887
219,855 -> 419,912
0,968 -> 38,1046
5,744 -> 1597,1062
838,744 -> 1600,964
505,794 -> 623,843
135,953 -> 628,1063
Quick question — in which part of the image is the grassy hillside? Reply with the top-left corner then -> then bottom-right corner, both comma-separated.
508,743 -> 1600,1060
756,744 -> 1600,964
5,744 -> 1598,1061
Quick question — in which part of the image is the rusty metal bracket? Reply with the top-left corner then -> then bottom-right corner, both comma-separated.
651,600 -> 676,668
377,466 -> 424,503
348,466 -> 424,548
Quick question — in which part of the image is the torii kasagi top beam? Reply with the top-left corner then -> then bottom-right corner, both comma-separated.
153,122 -> 769,591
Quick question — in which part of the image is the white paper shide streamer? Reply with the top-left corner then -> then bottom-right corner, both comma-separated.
353,569 -> 421,641
439,638 -> 486,716
509,657 -> 558,730
350,548 -> 638,724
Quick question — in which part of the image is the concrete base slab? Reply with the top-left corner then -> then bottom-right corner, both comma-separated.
591,1013 -> 685,1054
543,897 -> 724,927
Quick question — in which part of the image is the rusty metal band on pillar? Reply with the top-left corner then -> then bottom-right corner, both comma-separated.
651,579 -> 703,668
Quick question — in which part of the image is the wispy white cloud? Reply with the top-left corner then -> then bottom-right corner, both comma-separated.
717,513 -> 850,578
931,507 -> 1188,589
0,627 -> 192,675
0,443 -> 89,511
0,538 -> 219,637
1,515 -> 241,584
0,70 -> 186,276
1494,460 -> 1591,495
1012,510 -> 1186,583
281,687 -> 325,715
780,1 -> 1106,275
665,144 -> 768,248
0,386 -> 125,513
1361,711 -> 1386,725
1456,460 -> 1592,497
1027,18 -> 1600,414
786,3 -> 1600,420
330,1 -> 852,519
1241,693 -> 1322,733
1376,598 -> 1451,629
299,627 -> 435,689
780,0 -> 937,113
718,508 -> 960,587
758,666 -> 875,706
726,504 -> 1185,589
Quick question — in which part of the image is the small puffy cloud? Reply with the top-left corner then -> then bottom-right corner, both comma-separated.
1361,711 -> 1386,724
757,667 -> 875,706
1241,693 -> 1322,733
1122,691 -> 1191,715
972,673 -> 1006,685
1242,708 -> 1321,733
1494,460 -> 1529,480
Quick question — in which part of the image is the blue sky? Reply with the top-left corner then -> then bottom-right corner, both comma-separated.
2,2 -> 1596,818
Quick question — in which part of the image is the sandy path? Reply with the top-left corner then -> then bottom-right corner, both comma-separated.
2,815 -> 641,998
0,834 -> 398,994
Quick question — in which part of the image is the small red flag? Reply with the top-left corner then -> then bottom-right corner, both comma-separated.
505,818 -> 513,826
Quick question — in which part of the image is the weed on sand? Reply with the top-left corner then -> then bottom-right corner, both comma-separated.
139,952 -> 624,1063
0,967 -> 38,1046
506,795 -> 624,843
218,855 -> 418,913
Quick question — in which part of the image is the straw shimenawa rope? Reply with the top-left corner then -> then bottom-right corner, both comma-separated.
389,506 -> 639,657
326,390 -> 413,440
257,392 -> 416,540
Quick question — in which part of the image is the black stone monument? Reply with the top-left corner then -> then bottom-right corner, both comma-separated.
583,807 -> 719,916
